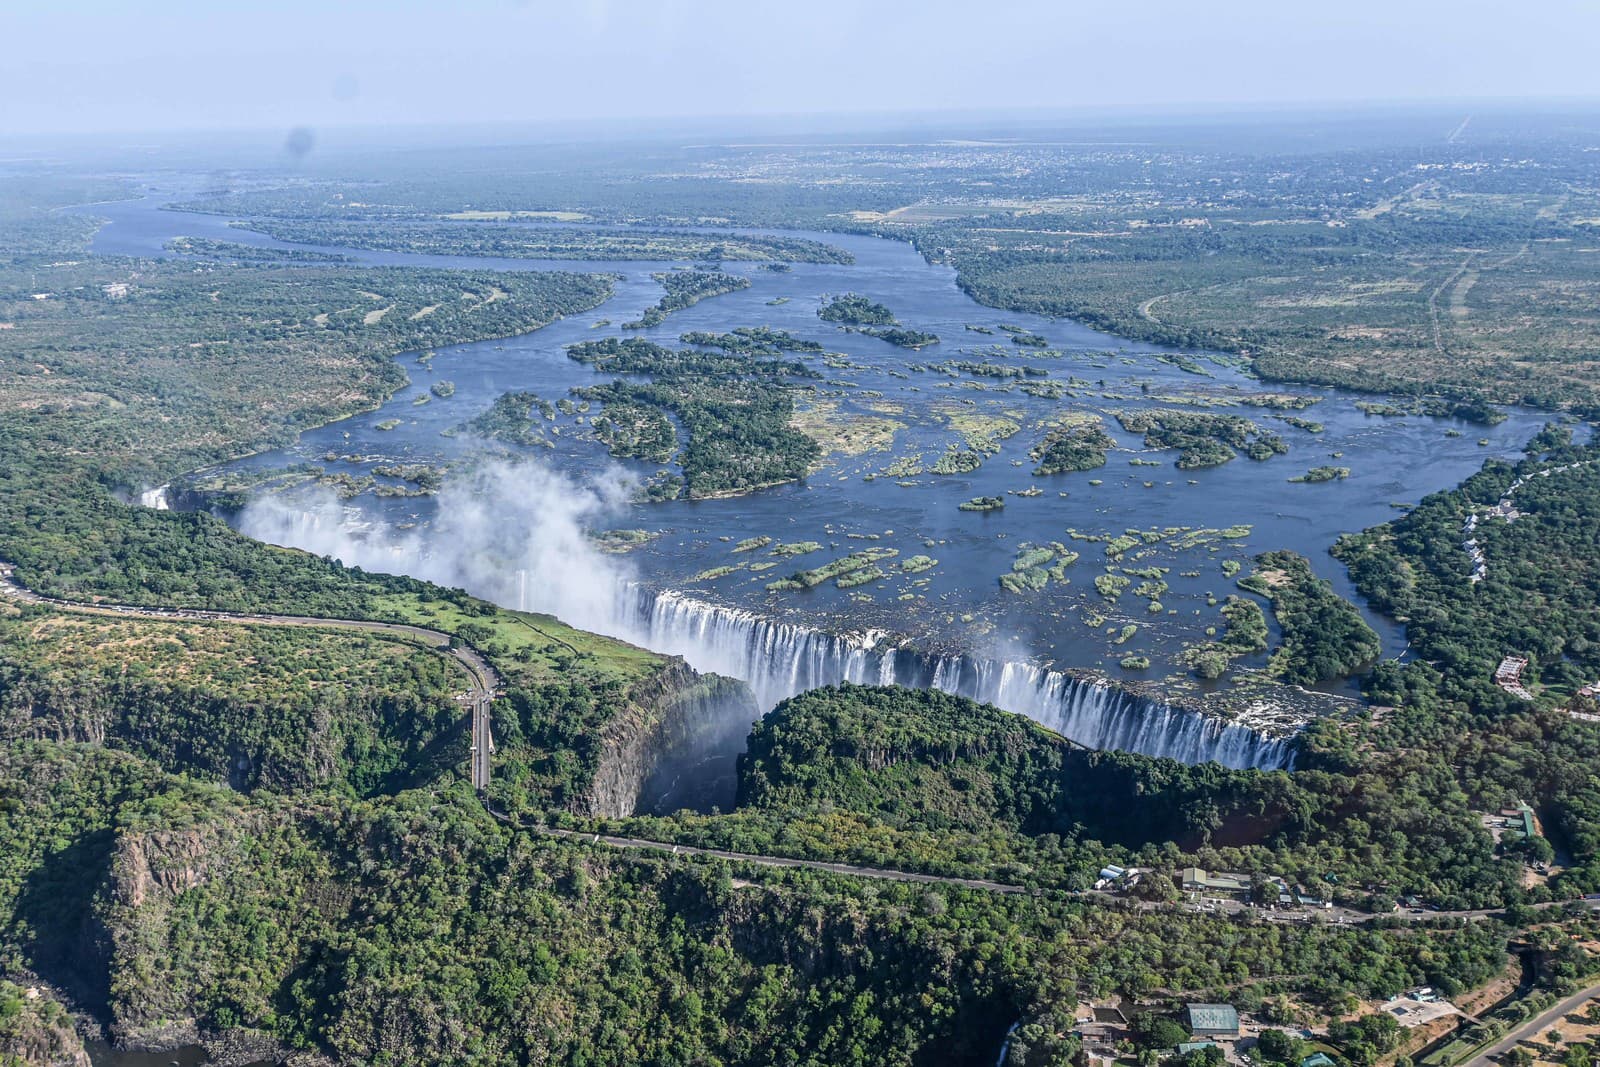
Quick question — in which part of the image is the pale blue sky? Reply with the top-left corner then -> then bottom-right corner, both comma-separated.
3,0 -> 1598,136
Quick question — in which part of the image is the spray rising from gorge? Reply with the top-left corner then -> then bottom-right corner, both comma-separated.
238,461 -> 1297,771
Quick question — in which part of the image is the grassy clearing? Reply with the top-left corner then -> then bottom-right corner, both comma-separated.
371,593 -> 662,684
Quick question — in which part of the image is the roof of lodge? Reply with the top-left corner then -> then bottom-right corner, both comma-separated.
1186,1004 -> 1240,1032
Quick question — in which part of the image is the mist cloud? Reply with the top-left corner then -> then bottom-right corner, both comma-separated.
240,459 -> 636,635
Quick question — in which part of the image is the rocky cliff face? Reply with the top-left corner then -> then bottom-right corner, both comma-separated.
0,981 -> 91,1067
102,821 -> 240,1051
580,658 -> 758,818
98,814 -> 320,1066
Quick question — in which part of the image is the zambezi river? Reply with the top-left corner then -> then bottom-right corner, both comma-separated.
76,186 -> 1549,775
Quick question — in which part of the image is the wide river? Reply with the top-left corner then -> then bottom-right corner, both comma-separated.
81,186 -> 1546,732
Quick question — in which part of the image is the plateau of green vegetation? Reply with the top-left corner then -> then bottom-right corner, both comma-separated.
680,326 -> 824,355
774,547 -> 899,590
1179,596 -> 1271,679
1290,466 -> 1351,483
1032,420 -> 1116,474
998,542 -> 1078,593
1278,415 -> 1325,433
460,390 -> 557,448
771,540 -> 823,558
232,218 -> 853,264
589,528 -> 657,553
372,462 -> 446,492
1115,409 -> 1288,468
932,448 -> 985,475
592,399 -> 677,462
1357,397 -> 1508,425
862,326 -> 939,348
166,235 -> 353,263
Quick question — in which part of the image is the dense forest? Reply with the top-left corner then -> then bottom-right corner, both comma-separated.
611,682 -> 1532,913
1114,410 -> 1289,469
1240,552 -> 1382,685
0,612 -> 464,795
736,684 -> 1294,847
0,739 -> 1537,1066
1333,440 -> 1600,890
819,293 -> 897,325
1031,420 -> 1116,474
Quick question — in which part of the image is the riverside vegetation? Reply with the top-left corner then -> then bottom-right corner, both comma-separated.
622,269 -> 751,329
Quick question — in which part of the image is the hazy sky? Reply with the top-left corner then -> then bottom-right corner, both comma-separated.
4,0 -> 1598,136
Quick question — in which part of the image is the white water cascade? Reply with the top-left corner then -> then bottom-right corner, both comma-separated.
613,585 -> 1296,771
232,489 -> 1296,772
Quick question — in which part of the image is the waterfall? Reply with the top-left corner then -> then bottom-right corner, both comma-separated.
613,585 -> 1296,771
138,484 -> 171,510
227,490 -> 1296,771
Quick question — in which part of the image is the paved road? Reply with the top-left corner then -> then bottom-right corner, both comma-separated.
0,563 -> 500,790
1462,980 -> 1600,1067
510,817 -> 1600,921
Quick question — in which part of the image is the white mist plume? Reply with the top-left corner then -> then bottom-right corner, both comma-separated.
239,460 -> 635,634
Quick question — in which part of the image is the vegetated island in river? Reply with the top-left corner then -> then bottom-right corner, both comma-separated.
228,218 -> 855,263
623,271 -> 751,329
819,292 -> 897,325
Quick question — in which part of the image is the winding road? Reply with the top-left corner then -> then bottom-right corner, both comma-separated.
0,562 -> 501,790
